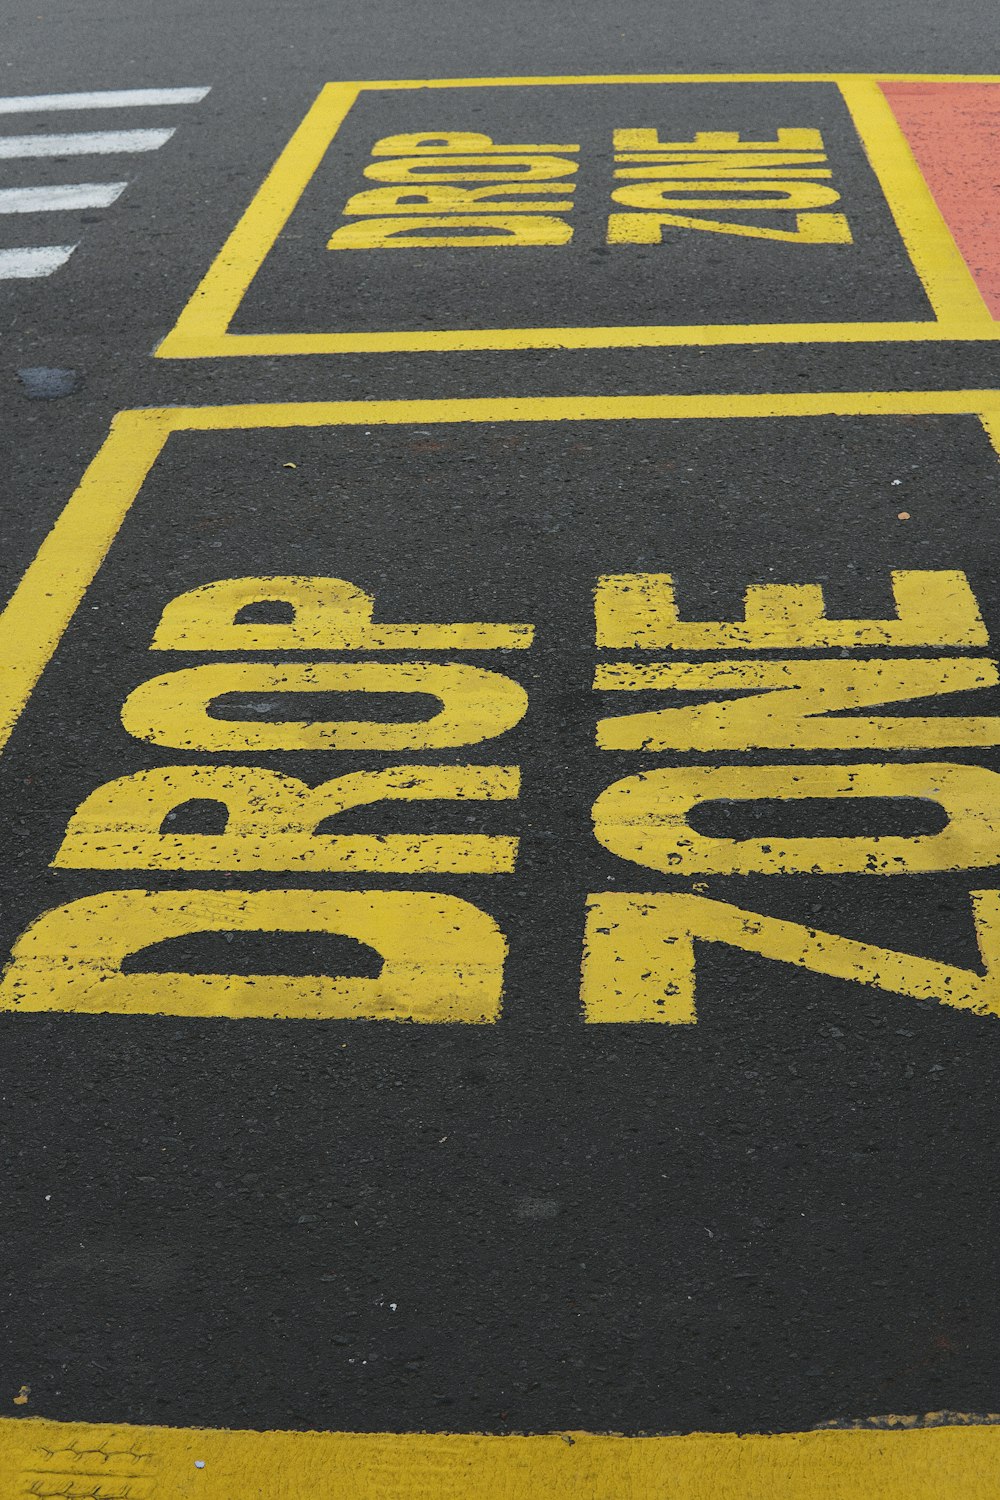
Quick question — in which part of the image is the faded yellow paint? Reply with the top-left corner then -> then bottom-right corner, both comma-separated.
151,575 -> 533,651
55,763 -> 519,873
594,569 -> 988,650
581,890 -> 1000,1023
1,1416 -> 999,1499
0,889 -> 506,1020
3,393 -> 1000,761
592,762 -> 1000,876
120,660 -> 528,753
152,74 -> 1000,360
596,657 -> 1000,752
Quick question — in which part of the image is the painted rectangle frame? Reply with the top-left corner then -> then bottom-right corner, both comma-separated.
156,74 -> 1000,358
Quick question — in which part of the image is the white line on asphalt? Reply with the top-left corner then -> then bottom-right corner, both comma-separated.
0,128 -> 175,159
0,87 -> 211,113
0,182 -> 128,213
0,244 -> 76,278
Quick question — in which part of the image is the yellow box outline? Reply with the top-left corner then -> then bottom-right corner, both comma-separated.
2,1415 -> 999,1498
4,400 -> 999,1485
3,388 -> 1000,755
156,73 -> 1000,359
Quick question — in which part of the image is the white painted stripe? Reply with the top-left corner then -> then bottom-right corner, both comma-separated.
0,87 -> 210,114
0,128 -> 174,159
0,182 -> 127,213
0,244 -> 76,278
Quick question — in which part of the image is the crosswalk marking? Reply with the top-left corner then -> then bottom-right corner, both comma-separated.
0,85 -> 210,114
0,126 -> 175,159
0,182 -> 127,213
0,244 -> 75,278
0,85 -> 210,280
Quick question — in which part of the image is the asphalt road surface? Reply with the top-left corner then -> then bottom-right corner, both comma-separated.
1,3 -> 999,1496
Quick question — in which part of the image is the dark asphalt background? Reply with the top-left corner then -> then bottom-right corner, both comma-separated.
1,0 -> 999,1437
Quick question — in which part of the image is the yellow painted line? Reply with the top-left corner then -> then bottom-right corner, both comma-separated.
1,1416 -> 999,1498
156,73 -> 1000,359
328,73 -> 1000,86
158,320 -> 999,357
0,409 -> 166,752
108,390 -> 1000,427
3,390 -> 1000,758
159,82 -> 359,353
0,888 -> 508,1020
839,79 -> 991,324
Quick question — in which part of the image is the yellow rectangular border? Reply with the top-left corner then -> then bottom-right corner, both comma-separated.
1,1415 -> 998,1498
3,388 -> 1000,753
156,73 -> 999,358
4,395 -> 998,1487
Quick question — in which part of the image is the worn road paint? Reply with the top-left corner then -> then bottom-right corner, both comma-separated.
55,764 -> 520,873
151,574 -> 533,651
120,660 -> 528,753
3,389 -> 1000,756
594,656 -> 1000,751
2,382 -> 999,1444
0,889 -> 507,1020
0,244 -> 75,278
594,569 -> 988,649
0,92 -> 206,282
592,762 -> 1000,876
1,1416 -> 998,1498
581,889 -> 1000,1023
0,182 -> 127,213
3,391 -> 1000,1030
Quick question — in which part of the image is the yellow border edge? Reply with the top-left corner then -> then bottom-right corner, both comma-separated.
155,72 -> 1000,359
2,1416 -> 999,1499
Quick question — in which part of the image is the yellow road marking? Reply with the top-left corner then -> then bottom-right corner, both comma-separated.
0,409 -> 164,752
354,73 -> 1000,86
1,1416 -> 998,1498
163,82 -> 359,353
158,320 -> 999,356
581,887 -> 1000,1023
838,79 -> 990,323
0,888 -> 506,1020
3,390 -> 1000,756
155,73 -> 1000,359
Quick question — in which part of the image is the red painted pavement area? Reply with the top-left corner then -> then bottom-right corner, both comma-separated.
880,81 -> 1000,318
